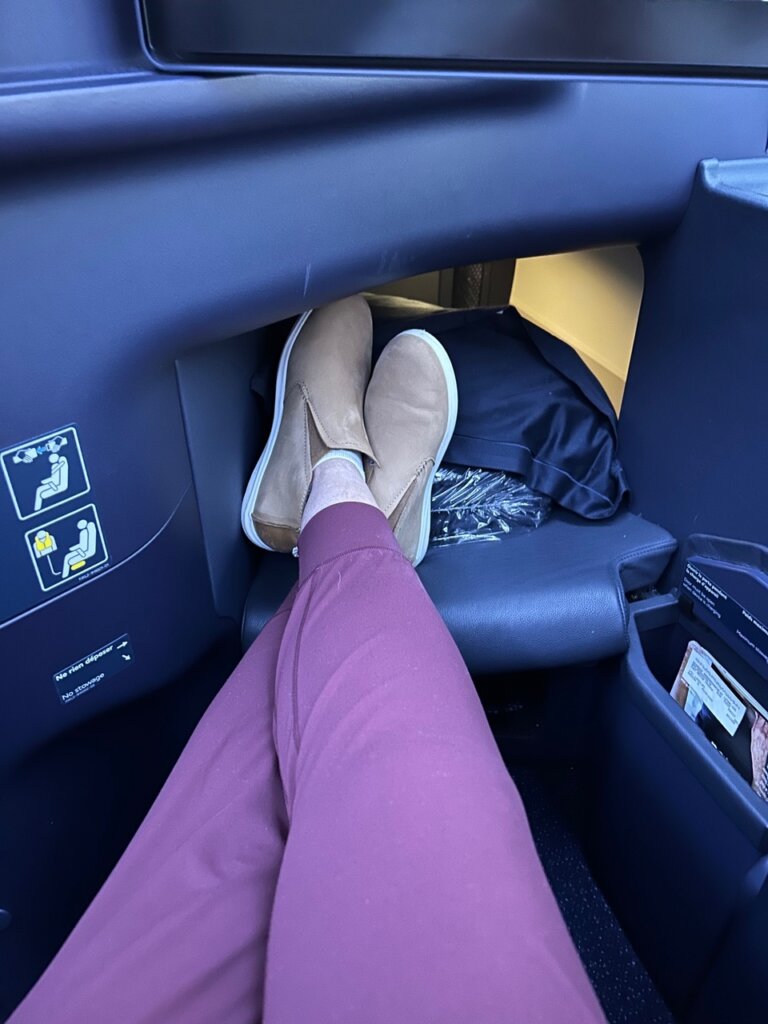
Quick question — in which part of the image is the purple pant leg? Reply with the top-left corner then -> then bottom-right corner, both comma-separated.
10,603 -> 293,1024
265,503 -> 605,1024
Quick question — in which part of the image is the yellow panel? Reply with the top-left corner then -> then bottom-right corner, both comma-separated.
510,245 -> 643,414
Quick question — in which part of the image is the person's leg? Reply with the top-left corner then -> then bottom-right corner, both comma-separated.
264,494 -> 605,1024
300,454 -> 377,526
10,598 -> 294,1024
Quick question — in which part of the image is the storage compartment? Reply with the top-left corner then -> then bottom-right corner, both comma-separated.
592,598 -> 768,1021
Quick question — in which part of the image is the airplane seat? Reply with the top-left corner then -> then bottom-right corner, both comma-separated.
242,507 -> 676,672
242,293 -> 677,671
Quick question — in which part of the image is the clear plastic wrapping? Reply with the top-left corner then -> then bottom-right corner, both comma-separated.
430,464 -> 551,547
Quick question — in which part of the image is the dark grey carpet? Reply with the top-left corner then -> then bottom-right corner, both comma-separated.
513,766 -> 674,1024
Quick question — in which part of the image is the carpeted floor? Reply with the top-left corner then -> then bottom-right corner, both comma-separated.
513,765 -> 674,1024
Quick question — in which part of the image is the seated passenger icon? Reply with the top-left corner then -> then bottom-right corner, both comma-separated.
34,453 -> 69,511
61,519 -> 97,579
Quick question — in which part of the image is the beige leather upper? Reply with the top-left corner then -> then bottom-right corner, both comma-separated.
364,332 -> 452,562
252,296 -> 374,549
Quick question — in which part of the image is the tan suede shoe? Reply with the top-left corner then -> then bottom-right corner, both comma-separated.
241,296 -> 374,552
364,330 -> 458,566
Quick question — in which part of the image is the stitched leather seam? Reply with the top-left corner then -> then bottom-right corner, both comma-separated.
301,383 -> 362,451
257,514 -> 301,531
379,458 -> 431,517
298,400 -> 313,519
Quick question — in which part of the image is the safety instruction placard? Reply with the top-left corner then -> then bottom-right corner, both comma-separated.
54,634 -> 134,705
1,426 -> 90,521
678,643 -> 746,736
24,504 -> 108,592
683,561 -> 768,677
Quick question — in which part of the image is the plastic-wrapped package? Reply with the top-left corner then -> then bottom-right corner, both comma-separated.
430,464 -> 551,547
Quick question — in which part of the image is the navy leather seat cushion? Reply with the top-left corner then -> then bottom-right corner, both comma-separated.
372,305 -> 628,520
242,509 -> 676,673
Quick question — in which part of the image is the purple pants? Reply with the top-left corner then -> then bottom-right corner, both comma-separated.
11,504 -> 605,1024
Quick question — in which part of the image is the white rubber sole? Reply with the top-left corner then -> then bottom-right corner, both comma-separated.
390,329 -> 459,566
240,309 -> 313,549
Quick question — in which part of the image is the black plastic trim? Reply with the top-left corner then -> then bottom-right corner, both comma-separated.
140,0 -> 768,79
